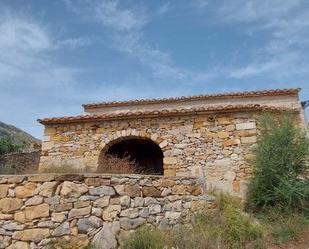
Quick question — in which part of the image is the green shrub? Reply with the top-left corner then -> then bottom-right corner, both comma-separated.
256,208 -> 309,244
247,112 -> 309,212
46,237 -> 92,249
0,137 -> 22,155
124,227 -> 167,249
143,194 -> 264,249
189,194 -> 265,249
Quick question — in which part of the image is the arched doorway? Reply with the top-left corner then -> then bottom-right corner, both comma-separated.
98,137 -> 164,175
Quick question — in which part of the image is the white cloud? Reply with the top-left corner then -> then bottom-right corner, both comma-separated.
192,0 -> 208,8
219,0 -> 302,23
94,0 -> 147,32
64,0 -> 215,84
156,3 -> 171,15
0,10 -> 85,138
55,37 -> 93,49
0,12 -> 78,87
217,0 -> 309,81
0,15 -> 52,53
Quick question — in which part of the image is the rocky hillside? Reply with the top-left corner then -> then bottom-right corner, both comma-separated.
0,121 -> 41,152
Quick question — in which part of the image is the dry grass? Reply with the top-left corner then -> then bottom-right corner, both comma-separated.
39,155 -> 142,175
97,154 -> 140,174
40,163 -> 85,174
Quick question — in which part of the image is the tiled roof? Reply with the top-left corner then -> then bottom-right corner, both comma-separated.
38,104 -> 298,125
82,88 -> 300,109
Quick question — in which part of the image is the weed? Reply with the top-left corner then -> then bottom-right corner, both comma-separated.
124,227 -> 167,249
46,237 -> 92,249
256,208 -> 309,244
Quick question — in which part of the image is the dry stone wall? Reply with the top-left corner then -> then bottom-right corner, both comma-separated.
0,151 -> 41,174
0,173 -> 213,249
40,112 -> 260,197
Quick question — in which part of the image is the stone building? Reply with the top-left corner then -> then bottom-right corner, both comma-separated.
38,88 -> 307,197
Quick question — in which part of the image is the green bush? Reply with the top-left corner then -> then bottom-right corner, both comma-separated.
247,112 -> 309,212
190,194 -> 265,249
0,137 -> 22,155
124,227 -> 166,249
256,208 -> 309,244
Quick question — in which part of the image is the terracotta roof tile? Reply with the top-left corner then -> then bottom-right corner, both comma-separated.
38,104 -> 298,125
82,88 -> 300,109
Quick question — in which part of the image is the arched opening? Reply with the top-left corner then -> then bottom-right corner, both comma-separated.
98,137 -> 164,175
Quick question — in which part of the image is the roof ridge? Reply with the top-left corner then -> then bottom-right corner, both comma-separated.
82,88 -> 300,109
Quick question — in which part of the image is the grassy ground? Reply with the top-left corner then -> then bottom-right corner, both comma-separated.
124,194 -> 309,249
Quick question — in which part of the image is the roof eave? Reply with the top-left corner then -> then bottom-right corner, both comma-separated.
37,105 -> 299,125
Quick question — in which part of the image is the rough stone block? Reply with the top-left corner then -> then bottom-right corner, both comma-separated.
241,136 -> 257,144
0,198 -> 23,213
236,122 -> 256,130
163,157 -> 177,165
25,204 -> 49,220
12,228 -> 49,242
223,139 -> 241,147
15,183 -> 37,198
68,206 -> 91,219
0,185 -> 8,198
60,181 -> 88,198
28,175 -> 55,182
119,217 -> 146,230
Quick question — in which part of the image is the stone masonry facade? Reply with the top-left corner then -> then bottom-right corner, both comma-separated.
38,88 -> 307,198
0,173 -> 212,249
40,113 -> 260,198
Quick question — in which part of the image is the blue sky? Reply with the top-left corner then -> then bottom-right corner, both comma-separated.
0,0 -> 309,139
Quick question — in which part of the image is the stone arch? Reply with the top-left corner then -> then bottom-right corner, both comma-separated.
98,131 -> 165,175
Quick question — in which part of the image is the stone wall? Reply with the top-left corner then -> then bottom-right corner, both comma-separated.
0,151 -> 41,174
0,173 -> 213,249
40,112 -> 260,197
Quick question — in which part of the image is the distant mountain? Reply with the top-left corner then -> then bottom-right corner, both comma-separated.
0,121 -> 41,152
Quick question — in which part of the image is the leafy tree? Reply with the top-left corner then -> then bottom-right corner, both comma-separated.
247,113 -> 309,212
0,137 -> 22,156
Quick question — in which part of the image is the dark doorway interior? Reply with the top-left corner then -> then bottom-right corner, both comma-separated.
105,138 -> 163,175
